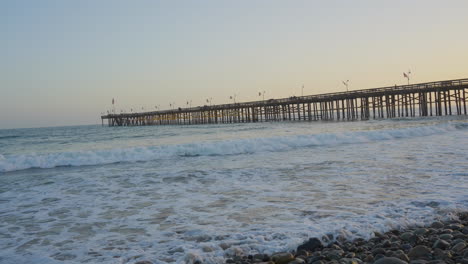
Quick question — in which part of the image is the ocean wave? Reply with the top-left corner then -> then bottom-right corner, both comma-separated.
0,135 -> 21,140
0,122 -> 464,173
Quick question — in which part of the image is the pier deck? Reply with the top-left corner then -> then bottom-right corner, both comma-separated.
101,78 -> 468,126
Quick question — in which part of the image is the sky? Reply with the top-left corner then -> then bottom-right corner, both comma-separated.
1,0 -> 468,129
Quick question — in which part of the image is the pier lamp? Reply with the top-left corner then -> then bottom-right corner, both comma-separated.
230,95 -> 237,103
403,70 -> 411,85
259,91 -> 265,101
342,80 -> 349,92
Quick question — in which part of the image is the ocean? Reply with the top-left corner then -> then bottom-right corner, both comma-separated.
0,116 -> 467,264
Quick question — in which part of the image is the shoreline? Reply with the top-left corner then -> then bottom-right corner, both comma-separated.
222,211 -> 468,264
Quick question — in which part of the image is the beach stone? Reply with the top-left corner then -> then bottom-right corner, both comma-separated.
364,255 -> 374,263
306,255 -> 323,263
271,252 -> 294,264
391,241 -> 401,249
432,239 -> 450,250
135,261 -> 153,264
401,233 -> 413,242
326,250 -> 345,260
438,234 -> 453,241
409,260 -> 427,264
382,240 -> 392,248
401,244 -> 412,252
297,238 -> 323,252
432,248 -> 445,258
397,253 -> 410,262
374,256 -> 408,264
338,257 -> 361,264
288,257 -> 305,264
414,229 -> 429,236
310,261 -> 325,264
447,224 -> 463,230
296,250 -> 310,257
462,227 -> 468,234
452,241 -> 466,253
331,244 -> 343,250
451,238 -> 464,246
441,229 -> 453,234
372,248 -> 387,256
408,235 -> 424,245
427,260 -> 446,264
408,245 -> 431,260
431,222 -> 445,229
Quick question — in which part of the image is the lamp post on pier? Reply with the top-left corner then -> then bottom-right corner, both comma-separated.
259,91 -> 265,101
342,80 -> 349,92
230,94 -> 237,104
403,70 -> 411,85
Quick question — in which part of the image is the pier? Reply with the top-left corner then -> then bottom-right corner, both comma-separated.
101,78 -> 468,126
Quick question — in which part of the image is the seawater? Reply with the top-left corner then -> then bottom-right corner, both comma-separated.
0,117 -> 467,264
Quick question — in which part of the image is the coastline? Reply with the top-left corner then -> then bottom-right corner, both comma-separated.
221,211 -> 468,264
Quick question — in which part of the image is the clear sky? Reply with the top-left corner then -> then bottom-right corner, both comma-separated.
1,0 -> 468,129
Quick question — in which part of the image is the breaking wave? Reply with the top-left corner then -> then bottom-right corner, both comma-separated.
0,122 -> 465,173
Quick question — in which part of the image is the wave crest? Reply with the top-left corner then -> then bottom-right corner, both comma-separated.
0,123 -> 463,173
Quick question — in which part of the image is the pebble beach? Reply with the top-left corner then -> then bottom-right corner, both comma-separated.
220,211 -> 468,264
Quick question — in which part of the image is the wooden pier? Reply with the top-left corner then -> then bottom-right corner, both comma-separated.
101,78 -> 468,126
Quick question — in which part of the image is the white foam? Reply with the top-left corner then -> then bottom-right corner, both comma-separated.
0,123 -> 462,173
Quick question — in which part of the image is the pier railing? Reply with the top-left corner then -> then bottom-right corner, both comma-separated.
101,78 -> 468,126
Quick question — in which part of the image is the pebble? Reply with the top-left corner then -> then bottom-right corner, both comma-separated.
396,253 -> 410,262
374,256 -> 408,264
408,245 -> 431,260
452,241 -> 466,253
432,239 -> 450,250
287,257 -> 305,264
414,228 -> 429,236
372,248 -> 387,256
270,252 -> 294,264
430,222 -> 444,229
297,238 -> 323,252
438,234 -> 452,240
